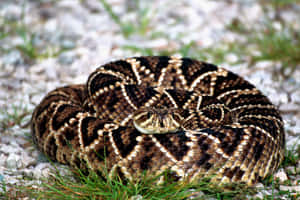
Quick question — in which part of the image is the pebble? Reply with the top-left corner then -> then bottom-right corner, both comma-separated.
225,53 -> 238,63
274,169 -> 289,183
280,185 -> 300,193
58,51 -> 77,65
1,4 -> 22,20
61,39 -> 76,49
21,152 -> 37,168
2,50 -> 24,66
130,195 -> 144,200
0,144 -> 21,154
6,153 -> 22,169
0,154 -> 7,168
44,19 -> 58,34
33,163 -> 53,179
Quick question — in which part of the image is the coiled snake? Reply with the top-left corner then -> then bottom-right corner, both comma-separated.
31,56 -> 285,185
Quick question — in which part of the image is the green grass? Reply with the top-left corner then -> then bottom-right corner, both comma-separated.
281,145 -> 300,168
226,0 -> 300,78
98,0 -> 155,38
16,167 -> 258,200
99,0 -> 299,79
0,102 -> 31,132
0,3 -> 73,65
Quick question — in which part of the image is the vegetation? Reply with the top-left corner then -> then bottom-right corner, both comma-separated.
99,0 -> 300,78
0,102 -> 30,132
0,4 -> 73,65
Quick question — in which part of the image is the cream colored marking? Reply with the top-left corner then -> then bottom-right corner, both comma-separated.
196,96 -> 203,111
171,165 -> 185,178
120,84 -> 138,110
262,147 -> 275,178
231,104 -> 276,112
88,69 -> 128,98
187,130 -> 229,159
182,94 -> 195,110
163,90 -> 178,108
209,75 -> 217,95
169,55 -> 182,61
38,100 -> 70,124
149,73 -> 154,79
108,131 -> 123,159
241,125 -> 274,141
136,136 -> 143,142
45,101 -> 82,153
189,68 -> 227,93
182,112 -> 195,127
157,57 -> 183,87
85,139 -> 100,152
239,114 -> 283,126
142,91 -> 160,107
126,58 -> 142,85
109,164 -> 133,181
124,138 -> 143,161
104,123 -> 119,131
77,112 -> 94,151
217,88 -> 260,104
171,115 -> 181,127
157,67 -> 167,87
222,134 -> 250,181
149,135 -> 178,163
182,135 -> 198,162
120,113 -> 134,126
140,66 -> 146,71
120,165 -> 133,180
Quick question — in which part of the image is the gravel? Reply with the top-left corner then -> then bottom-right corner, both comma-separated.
0,0 -> 299,199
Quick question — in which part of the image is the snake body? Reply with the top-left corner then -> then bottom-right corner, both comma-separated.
31,56 -> 285,185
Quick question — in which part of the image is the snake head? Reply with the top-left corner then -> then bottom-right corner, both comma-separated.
133,107 -> 183,134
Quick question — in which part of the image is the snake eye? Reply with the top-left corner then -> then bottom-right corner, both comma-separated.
147,112 -> 152,118
171,112 -> 182,122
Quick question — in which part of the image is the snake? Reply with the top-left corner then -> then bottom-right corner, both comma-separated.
31,56 -> 285,186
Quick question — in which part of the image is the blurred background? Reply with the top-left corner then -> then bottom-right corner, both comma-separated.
0,0 -> 299,199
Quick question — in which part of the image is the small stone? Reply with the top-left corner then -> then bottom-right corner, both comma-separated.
272,21 -> 282,31
280,103 -> 300,114
22,168 -> 35,178
61,39 -> 76,49
42,59 -> 58,79
280,185 -> 300,193
58,51 -> 76,65
130,195 -> 143,200
225,53 -> 238,63
255,183 -> 264,188
44,19 -> 58,33
21,152 -> 37,168
6,153 -> 22,169
187,190 -> 205,199
0,154 -> 7,168
0,144 -> 21,154
1,4 -> 22,21
274,169 -> 288,182
2,50 -> 23,66
33,163 -> 52,179
82,0 -> 103,12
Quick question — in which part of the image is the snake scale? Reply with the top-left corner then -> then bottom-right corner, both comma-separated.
31,56 -> 285,186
